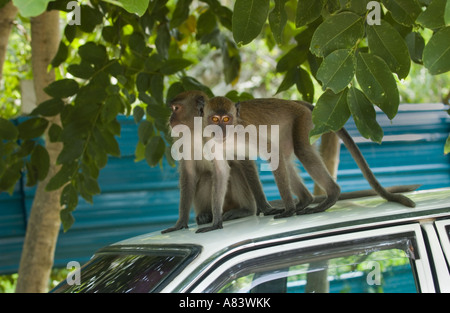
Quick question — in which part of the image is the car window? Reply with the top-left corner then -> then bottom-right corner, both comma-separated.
52,244 -> 201,293
201,226 -> 432,293
435,220 -> 450,269
217,248 -> 415,293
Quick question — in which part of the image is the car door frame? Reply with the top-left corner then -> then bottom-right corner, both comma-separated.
190,224 -> 436,293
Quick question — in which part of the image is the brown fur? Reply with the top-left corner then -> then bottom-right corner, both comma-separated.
161,91 -> 272,234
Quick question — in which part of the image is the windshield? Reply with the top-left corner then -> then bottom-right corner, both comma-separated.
51,244 -> 201,293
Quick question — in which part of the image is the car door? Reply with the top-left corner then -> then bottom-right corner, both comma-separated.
191,224 -> 436,293
435,219 -> 450,267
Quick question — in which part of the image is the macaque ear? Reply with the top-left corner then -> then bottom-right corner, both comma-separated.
196,96 -> 205,117
235,102 -> 240,118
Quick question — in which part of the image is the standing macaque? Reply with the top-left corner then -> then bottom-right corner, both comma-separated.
161,91 -> 273,234
200,95 -> 415,231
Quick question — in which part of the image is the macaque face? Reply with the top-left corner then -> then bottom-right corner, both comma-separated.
168,91 -> 206,128
208,112 -> 234,138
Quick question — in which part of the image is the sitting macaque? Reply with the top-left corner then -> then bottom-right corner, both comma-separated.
162,91 -> 273,233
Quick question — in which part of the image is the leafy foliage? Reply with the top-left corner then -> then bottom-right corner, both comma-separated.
1,0 -> 449,230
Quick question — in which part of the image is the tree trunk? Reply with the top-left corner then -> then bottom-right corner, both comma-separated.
306,132 -> 340,293
0,1 -> 18,83
15,10 -> 62,293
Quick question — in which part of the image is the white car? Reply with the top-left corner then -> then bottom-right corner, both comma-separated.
52,188 -> 450,293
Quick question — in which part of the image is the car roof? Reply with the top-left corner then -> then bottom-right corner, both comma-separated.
114,188 -> 450,252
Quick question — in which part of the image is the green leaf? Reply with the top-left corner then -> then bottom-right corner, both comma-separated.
196,9 -> 218,40
317,49 -> 355,93
269,0 -> 288,44
232,0 -> 270,45
12,0 -> 55,17
156,23 -> 171,59
417,0 -> 447,28
57,139 -> 84,164
103,0 -> 150,16
93,127 -> 121,157
405,32 -> 425,64
276,45 -> 308,72
17,117 -> 49,140
170,0 -> 192,28
25,161 -> 37,187
310,12 -> 364,57
60,208 -> 75,232
310,89 -> 350,144
444,134 -> 450,154
44,79 -> 79,98
445,0 -> 450,25
296,67 -> 315,103
160,58 -> 193,75
101,96 -> 122,124
347,87 -> 383,144
367,20 -> 411,79
31,98 -> 64,117
138,120 -> 154,145
0,160 -> 23,194
423,26 -> 450,75
79,4 -> 103,33
46,162 -> 77,191
51,42 -> 69,68
180,76 -> 214,97
79,42 -> 107,66
128,32 -> 146,56
134,141 -> 145,162
67,62 -> 95,79
60,183 -> 78,210
87,140 -> 108,169
276,67 -> 297,94
136,72 -> 150,93
150,74 -> 164,105
48,123 -> 62,142
64,24 -> 77,43
356,53 -> 399,119
295,0 -> 326,27
31,145 -> 50,181
381,0 -> 422,26
145,135 -> 165,167
347,0 -> 372,14
83,175 -> 101,195
0,117 -> 18,140
133,106 -> 145,124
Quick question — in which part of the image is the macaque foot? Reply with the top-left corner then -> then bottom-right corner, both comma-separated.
161,224 -> 188,234
196,222 -> 223,233
274,208 -> 296,219
261,206 -> 285,216
296,197 -> 337,215
295,198 -> 313,212
257,202 -> 281,216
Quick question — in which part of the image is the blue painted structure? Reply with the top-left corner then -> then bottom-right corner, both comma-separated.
0,104 -> 449,274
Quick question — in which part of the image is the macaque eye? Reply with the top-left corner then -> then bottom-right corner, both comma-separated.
212,116 -> 220,123
222,116 -> 230,123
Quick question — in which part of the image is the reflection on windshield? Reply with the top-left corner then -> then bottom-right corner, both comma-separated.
52,245 -> 201,293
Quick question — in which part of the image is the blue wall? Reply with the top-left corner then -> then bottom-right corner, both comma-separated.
0,104 -> 449,274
